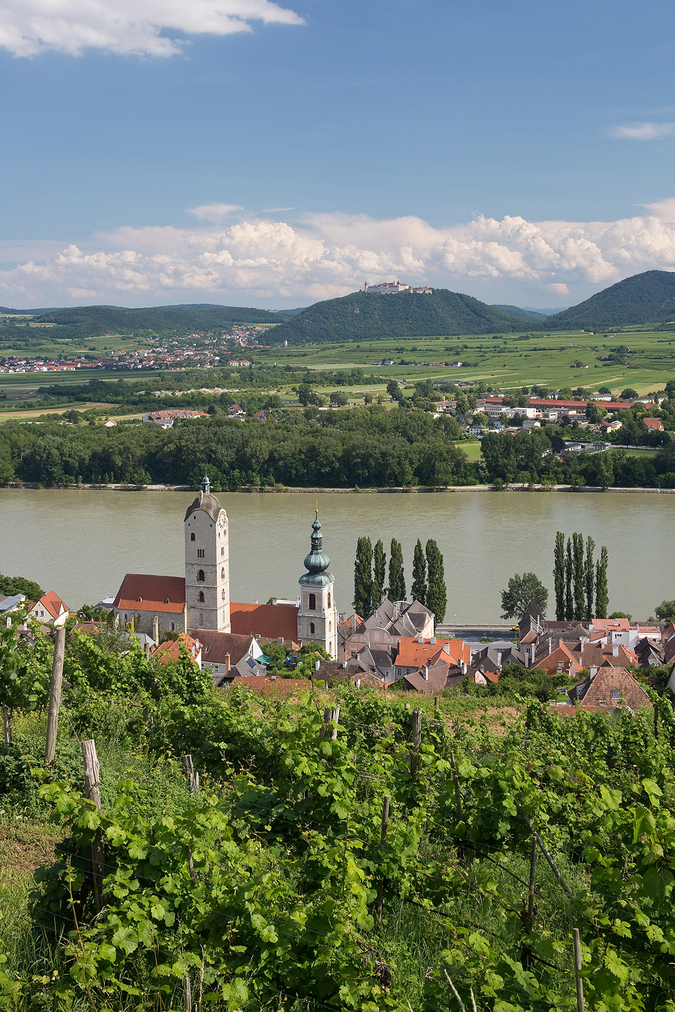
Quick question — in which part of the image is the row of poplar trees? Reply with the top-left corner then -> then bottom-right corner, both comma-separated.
553,531 -> 609,621
353,537 -> 447,623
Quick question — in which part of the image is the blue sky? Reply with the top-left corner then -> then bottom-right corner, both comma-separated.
2,0 -> 675,309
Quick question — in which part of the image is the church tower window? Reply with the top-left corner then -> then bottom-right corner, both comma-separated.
309,593 -> 316,610
310,622 -> 315,634
197,549 -> 204,558
191,533 -> 195,541
197,569 -> 205,582
198,591 -> 205,602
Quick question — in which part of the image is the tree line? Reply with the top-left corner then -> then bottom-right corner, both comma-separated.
353,536 -> 447,622
0,406 -> 674,490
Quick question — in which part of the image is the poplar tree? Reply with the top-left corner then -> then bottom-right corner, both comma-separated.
372,539 -> 386,606
595,545 -> 609,619
411,539 -> 427,606
573,532 -> 585,621
425,539 -> 447,623
353,537 -> 373,617
565,538 -> 573,620
584,535 -> 595,619
387,538 -> 406,602
553,531 -> 566,620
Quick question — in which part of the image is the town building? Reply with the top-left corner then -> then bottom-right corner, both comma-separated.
28,591 -> 69,626
363,280 -> 432,294
113,478 -> 339,660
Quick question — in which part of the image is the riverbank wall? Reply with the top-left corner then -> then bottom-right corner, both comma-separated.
4,482 -> 675,494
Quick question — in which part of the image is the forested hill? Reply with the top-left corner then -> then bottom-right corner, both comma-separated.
491,304 -> 548,322
545,270 -> 675,329
267,289 -> 529,343
30,303 -> 281,338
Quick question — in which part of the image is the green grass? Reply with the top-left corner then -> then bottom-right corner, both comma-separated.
257,328 -> 675,394
457,441 -> 483,461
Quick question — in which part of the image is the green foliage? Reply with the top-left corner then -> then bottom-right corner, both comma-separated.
501,572 -> 548,620
425,539 -> 446,624
596,546 -> 610,619
0,574 -> 43,601
372,539 -> 386,606
411,539 -> 426,606
572,532 -> 585,621
553,531 -> 565,621
31,303 -> 279,339
388,538 -> 406,602
353,536 -> 373,617
655,599 -> 675,622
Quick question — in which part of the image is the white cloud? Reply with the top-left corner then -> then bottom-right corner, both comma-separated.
4,205 -> 675,305
0,0 -> 304,58
187,203 -> 243,222
611,122 -> 675,141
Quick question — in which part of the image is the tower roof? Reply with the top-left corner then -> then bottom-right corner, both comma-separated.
299,510 -> 334,588
184,486 -> 225,524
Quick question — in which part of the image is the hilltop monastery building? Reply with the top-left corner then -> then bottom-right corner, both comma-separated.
113,477 -> 338,658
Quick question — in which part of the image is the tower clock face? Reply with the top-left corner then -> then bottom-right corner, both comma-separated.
217,511 -> 227,530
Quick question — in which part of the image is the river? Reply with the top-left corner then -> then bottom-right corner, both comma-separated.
0,488 -> 672,622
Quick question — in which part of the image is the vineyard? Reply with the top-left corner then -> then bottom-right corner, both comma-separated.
1,619 -> 675,1011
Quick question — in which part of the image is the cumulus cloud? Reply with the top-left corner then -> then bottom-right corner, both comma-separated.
4,205 -> 675,305
611,122 -> 675,140
0,0 -> 305,58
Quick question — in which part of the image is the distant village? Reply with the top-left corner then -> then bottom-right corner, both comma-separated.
2,482 -> 672,716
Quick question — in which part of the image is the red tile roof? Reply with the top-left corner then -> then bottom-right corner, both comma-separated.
152,633 -> 201,664
592,617 -> 630,632
230,602 -> 299,642
34,590 -> 69,620
114,574 -> 186,613
396,637 -> 470,669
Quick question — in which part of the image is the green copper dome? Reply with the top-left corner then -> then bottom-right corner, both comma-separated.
299,511 -> 335,588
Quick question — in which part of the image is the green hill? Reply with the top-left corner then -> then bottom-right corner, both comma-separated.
545,271 -> 675,329
268,289 -> 527,344
33,303 -> 280,338
491,304 -> 548,322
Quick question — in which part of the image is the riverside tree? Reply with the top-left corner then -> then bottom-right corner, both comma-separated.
425,539 -> 447,623
387,538 -> 406,601
573,532 -> 585,620
411,539 -> 427,605
500,572 -> 548,620
353,536 -> 373,617
596,545 -> 609,618
565,538 -> 574,620
372,539 -> 386,605
553,531 -> 566,620
585,535 -> 596,620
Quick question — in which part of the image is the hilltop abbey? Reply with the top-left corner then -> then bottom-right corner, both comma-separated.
112,477 -> 338,658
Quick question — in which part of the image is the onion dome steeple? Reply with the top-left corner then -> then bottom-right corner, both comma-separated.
299,509 -> 335,587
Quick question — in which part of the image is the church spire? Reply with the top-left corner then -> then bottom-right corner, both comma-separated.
303,508 -> 330,575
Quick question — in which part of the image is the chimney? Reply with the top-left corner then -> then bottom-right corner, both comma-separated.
355,678 -> 361,688
418,635 -> 423,644
430,636 -> 436,645
315,659 -> 321,671
548,636 -> 552,655
422,665 -> 428,680
589,665 -> 598,679
224,653 -> 230,674
342,661 -> 347,668
612,644 -> 619,657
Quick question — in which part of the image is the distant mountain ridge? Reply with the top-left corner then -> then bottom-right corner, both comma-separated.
491,305 -> 547,322
267,289 -> 527,344
545,271 -> 675,328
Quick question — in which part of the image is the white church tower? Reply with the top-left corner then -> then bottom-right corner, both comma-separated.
297,510 -> 338,659
184,474 -> 231,632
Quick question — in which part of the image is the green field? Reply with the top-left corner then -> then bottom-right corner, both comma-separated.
258,327 -> 675,395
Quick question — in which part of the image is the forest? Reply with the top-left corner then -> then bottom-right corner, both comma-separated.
1,612 -> 675,1011
0,405 -> 674,490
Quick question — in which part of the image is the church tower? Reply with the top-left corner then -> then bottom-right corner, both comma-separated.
297,510 -> 338,659
184,475 -> 231,632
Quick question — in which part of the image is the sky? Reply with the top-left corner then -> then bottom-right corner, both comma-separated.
2,0 -> 675,310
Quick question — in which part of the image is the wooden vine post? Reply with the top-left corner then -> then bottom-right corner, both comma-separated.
375,795 -> 390,924
320,706 -> 340,740
520,836 -> 537,969
573,928 -> 585,1012
183,754 -> 200,795
45,623 -> 66,763
81,739 -> 105,913
410,708 -> 422,779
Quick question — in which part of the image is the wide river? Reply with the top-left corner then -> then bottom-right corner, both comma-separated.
0,489 -> 672,623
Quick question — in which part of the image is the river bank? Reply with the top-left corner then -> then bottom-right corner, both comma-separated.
4,482 -> 675,494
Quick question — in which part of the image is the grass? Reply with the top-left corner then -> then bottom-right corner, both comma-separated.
457,441 -> 483,461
